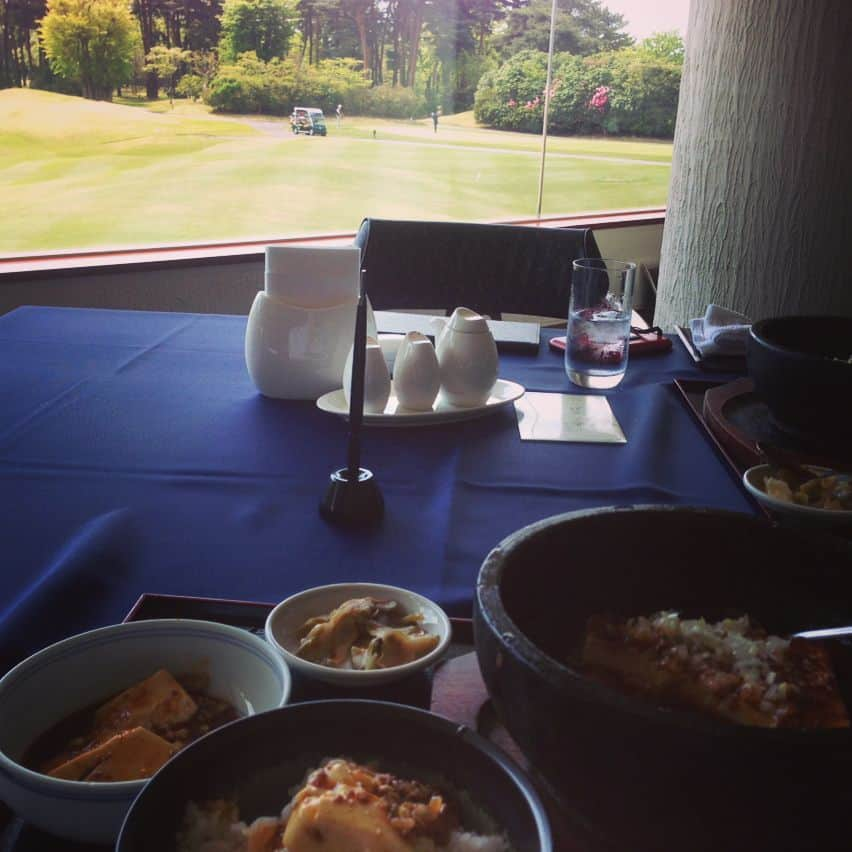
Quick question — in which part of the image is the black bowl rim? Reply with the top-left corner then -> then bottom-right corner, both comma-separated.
749,315 -> 852,362
117,698 -> 553,851
476,504 -> 852,744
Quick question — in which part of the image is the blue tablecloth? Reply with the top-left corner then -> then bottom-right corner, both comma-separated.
0,306 -> 753,669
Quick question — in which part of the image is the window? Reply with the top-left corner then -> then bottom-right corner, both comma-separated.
0,0 -> 686,258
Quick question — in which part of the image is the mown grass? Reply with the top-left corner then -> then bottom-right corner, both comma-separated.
1,90 -> 672,254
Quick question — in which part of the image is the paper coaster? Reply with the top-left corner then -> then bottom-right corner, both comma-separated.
514,392 -> 627,443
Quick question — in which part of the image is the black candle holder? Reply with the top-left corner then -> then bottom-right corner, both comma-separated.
320,269 -> 384,529
320,466 -> 384,528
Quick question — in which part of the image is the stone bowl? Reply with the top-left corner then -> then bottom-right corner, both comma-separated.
747,315 -> 852,446
474,505 -> 852,851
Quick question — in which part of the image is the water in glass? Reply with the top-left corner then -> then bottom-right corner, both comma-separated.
565,303 -> 631,389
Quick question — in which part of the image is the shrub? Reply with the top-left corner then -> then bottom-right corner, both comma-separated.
207,68 -> 263,112
354,84 -> 425,118
29,62 -> 83,95
176,74 -> 205,101
474,47 -> 681,138
205,54 -> 439,120
474,50 -> 549,132
205,53 -> 369,115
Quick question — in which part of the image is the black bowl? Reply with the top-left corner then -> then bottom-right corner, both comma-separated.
474,506 -> 852,852
748,315 -> 852,445
117,699 -> 551,852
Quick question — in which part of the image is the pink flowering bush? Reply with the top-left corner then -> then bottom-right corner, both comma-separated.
588,85 -> 610,113
475,48 -> 680,138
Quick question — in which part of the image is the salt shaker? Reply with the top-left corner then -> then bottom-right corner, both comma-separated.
393,332 -> 441,410
343,336 -> 391,414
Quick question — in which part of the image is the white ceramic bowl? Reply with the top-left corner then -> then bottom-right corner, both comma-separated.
0,619 -> 291,844
265,582 -> 451,687
742,464 -> 852,527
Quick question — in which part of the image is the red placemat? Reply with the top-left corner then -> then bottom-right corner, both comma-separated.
549,329 -> 672,356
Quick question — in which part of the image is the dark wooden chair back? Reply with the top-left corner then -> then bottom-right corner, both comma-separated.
354,218 -> 601,319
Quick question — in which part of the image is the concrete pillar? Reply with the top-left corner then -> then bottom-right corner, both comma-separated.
655,1 -> 852,329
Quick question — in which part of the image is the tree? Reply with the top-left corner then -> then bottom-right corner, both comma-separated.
219,0 -> 297,61
2,0 -> 47,87
188,48 -> 218,83
494,0 -> 630,58
179,0 -> 224,51
422,0 -> 506,110
639,30 -> 684,65
40,0 -> 139,98
132,0 -> 223,99
145,44 -> 189,103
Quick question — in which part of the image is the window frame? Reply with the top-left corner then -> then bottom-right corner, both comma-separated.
0,209 -> 665,282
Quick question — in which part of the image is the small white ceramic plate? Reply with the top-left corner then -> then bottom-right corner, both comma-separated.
742,464 -> 852,526
265,582 -> 452,687
316,378 -> 525,427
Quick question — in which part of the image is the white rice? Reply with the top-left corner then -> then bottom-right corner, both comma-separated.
177,800 -> 512,852
177,802 -> 248,852
432,830 -> 512,852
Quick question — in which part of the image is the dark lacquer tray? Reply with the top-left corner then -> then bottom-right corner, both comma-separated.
1,594 -> 603,852
673,378 -> 771,520
674,377 -> 852,533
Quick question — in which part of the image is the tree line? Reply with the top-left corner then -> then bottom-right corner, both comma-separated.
1,0 -> 683,137
3,0 -> 629,102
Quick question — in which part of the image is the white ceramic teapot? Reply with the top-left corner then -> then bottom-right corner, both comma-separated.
393,331 -> 441,411
432,307 -> 498,407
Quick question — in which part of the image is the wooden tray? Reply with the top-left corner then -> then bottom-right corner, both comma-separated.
675,378 -> 852,534
702,378 -> 852,468
0,594 -> 603,852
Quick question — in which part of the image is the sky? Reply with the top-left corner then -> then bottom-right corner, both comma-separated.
602,0 -> 690,41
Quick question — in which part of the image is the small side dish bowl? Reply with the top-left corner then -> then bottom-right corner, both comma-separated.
0,619 -> 291,844
265,582 -> 451,687
117,700 -> 552,852
742,464 -> 852,527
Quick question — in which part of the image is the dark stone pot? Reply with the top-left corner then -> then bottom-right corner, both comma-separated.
747,315 -> 852,445
118,700 -> 551,852
474,506 -> 852,852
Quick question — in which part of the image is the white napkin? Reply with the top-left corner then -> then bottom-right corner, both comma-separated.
264,245 -> 360,309
689,304 -> 751,357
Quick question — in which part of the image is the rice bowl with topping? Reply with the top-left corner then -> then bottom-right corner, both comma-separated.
177,757 -> 512,852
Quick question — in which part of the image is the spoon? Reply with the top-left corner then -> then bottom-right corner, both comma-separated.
794,627 -> 852,641
755,442 -> 820,487
756,441 -> 850,480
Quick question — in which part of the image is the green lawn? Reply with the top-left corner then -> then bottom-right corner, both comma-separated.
0,89 -> 672,254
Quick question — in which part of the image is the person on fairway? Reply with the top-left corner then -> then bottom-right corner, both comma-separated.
431,110 -> 438,132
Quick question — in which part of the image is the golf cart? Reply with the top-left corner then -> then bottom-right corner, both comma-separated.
290,107 -> 327,136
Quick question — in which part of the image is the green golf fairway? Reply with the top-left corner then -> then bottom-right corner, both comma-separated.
1,90 -> 672,254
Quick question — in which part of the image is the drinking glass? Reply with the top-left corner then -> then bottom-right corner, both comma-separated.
565,258 -> 636,389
